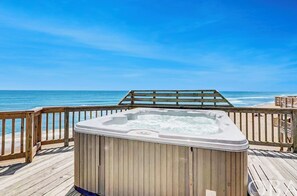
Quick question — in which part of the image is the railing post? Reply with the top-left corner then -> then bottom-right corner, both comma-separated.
281,97 -> 285,108
64,108 -> 69,147
37,113 -> 42,143
130,91 -> 134,105
33,108 -> 43,144
275,97 -> 279,106
293,110 -> 297,152
32,107 -> 43,155
176,91 -> 179,105
25,112 -> 34,163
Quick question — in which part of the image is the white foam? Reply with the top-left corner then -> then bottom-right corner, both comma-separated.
75,108 -> 249,152
111,114 -> 220,136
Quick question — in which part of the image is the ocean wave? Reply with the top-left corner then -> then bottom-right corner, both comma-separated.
252,101 -> 274,107
227,96 -> 273,100
228,100 -> 243,104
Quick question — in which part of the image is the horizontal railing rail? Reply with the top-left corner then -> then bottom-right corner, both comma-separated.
0,105 -> 131,162
1,104 -> 297,163
118,90 -> 233,107
64,105 -> 131,146
129,105 -> 297,149
275,96 -> 297,108
219,107 -> 296,148
0,111 -> 27,161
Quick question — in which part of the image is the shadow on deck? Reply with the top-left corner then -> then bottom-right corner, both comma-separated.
248,149 -> 297,196
1,145 -> 297,196
0,146 -> 74,177
0,145 -> 80,196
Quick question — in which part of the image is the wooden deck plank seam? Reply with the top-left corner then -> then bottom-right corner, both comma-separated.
0,152 -> 73,189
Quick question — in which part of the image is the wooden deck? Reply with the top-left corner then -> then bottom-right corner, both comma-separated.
0,145 -> 80,196
248,149 -> 297,196
1,146 -> 297,196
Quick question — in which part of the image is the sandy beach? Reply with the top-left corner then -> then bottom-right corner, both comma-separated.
231,102 -> 290,151
0,129 -> 74,155
0,102 -> 287,155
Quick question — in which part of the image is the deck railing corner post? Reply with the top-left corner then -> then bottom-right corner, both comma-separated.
25,112 -> 34,163
64,108 -> 70,147
292,110 -> 297,152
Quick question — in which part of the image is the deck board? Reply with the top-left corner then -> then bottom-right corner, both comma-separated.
248,149 -> 297,196
0,145 -> 81,196
1,146 -> 297,196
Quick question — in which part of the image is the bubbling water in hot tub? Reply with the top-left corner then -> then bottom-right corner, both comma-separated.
111,113 -> 221,136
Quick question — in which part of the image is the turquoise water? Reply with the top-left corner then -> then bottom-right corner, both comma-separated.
0,90 -> 127,111
0,90 -> 296,111
0,91 -> 127,135
0,90 -> 296,135
222,91 -> 297,107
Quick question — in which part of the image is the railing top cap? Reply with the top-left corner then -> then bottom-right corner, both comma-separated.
131,89 -> 217,92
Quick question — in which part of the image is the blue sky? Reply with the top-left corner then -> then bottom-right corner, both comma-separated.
0,0 -> 296,91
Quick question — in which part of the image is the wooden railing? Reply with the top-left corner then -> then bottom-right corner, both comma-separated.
213,107 -> 297,148
64,106 -> 130,146
0,111 -> 27,161
275,96 -> 297,108
0,105 -> 131,162
119,90 -> 233,107
1,104 -> 297,163
128,105 -> 297,149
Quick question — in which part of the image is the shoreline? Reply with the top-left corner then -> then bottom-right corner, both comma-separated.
1,90 -> 295,111
252,102 -> 276,108
0,102 -> 280,154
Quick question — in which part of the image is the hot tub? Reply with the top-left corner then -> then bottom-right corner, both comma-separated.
74,108 -> 248,196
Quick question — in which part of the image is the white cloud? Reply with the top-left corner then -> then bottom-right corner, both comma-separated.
1,6 -> 296,90
0,9 -> 210,66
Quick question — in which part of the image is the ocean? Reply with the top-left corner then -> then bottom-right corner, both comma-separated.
0,90 -> 296,135
222,91 -> 297,107
0,90 -> 127,111
0,90 -> 296,111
